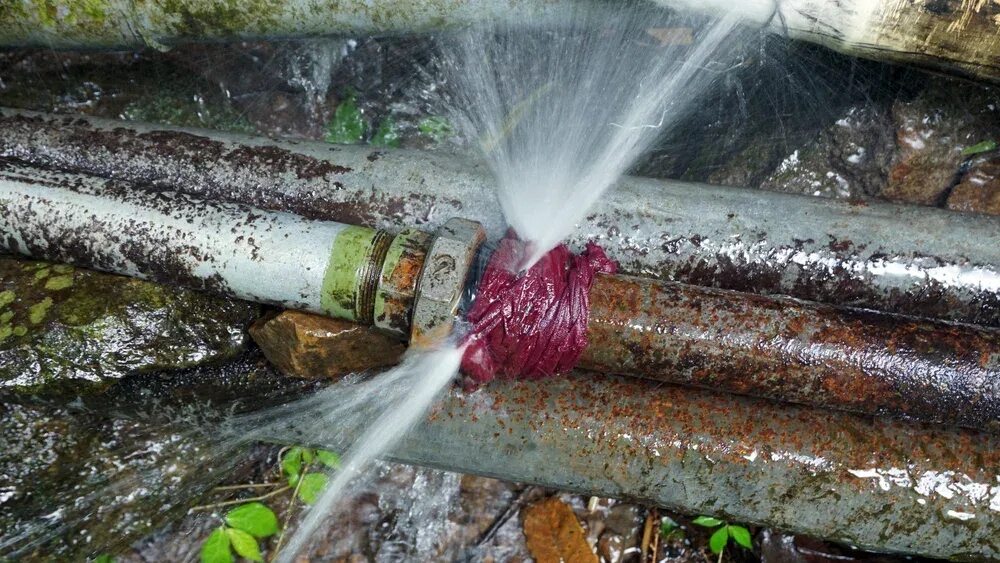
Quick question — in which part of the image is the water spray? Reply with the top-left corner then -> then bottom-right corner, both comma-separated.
4,159 -> 1000,433
6,109 -> 999,331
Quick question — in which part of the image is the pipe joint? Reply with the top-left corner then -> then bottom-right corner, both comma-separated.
410,218 -> 486,346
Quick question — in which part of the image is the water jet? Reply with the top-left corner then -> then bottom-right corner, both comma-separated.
3,158 -> 1000,433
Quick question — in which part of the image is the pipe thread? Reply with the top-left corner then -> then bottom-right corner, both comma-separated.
356,229 -> 393,325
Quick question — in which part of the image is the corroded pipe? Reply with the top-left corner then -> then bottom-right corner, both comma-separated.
3,109 -> 1000,328
0,160 -> 429,333
6,160 -> 1000,432
581,274 -> 1000,432
263,370 -> 1000,560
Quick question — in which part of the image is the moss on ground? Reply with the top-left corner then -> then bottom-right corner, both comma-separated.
0,257 -> 260,397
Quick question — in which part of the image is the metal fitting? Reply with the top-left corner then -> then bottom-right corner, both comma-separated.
374,228 -> 433,338
320,226 -> 393,324
410,218 -> 486,346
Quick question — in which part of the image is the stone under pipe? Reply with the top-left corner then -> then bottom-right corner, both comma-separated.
3,159 -> 1000,432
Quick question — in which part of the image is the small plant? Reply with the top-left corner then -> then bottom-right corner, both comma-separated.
201,502 -> 280,563
371,117 -> 402,148
691,516 -> 752,562
325,92 -> 368,144
281,446 -> 340,504
417,116 -> 453,143
659,516 -> 684,542
197,447 -> 341,562
962,139 -> 998,156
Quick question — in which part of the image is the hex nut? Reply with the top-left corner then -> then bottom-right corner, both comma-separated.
410,218 -> 486,346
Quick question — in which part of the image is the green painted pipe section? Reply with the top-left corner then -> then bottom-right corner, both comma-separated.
373,228 -> 431,337
320,225 -> 394,324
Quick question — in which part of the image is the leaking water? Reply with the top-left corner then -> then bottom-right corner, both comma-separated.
0,5 -> 760,559
441,4 -> 752,267
255,8 -> 754,557
239,346 -> 464,561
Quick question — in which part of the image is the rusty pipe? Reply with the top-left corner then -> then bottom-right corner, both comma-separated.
3,109 -> 1000,329
263,370 -> 1000,560
6,159 -> 1000,432
580,274 -> 1000,432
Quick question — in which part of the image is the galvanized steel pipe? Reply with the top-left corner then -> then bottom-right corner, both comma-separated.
6,159 -> 1000,432
3,109 -> 999,328
581,274 -> 1000,432
263,370 -> 1000,560
0,160 -> 430,334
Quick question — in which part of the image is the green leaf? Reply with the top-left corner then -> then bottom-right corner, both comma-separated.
301,448 -> 314,464
325,92 -> 368,144
225,502 -> 280,538
728,525 -> 753,549
709,526 -> 729,555
372,118 -> 401,148
297,472 -> 329,504
316,450 -> 341,469
94,555 -> 115,563
282,447 -> 304,484
417,116 -> 453,143
962,140 -> 997,156
200,527 -> 233,563
226,527 -> 263,562
691,516 -> 724,528
659,516 -> 683,540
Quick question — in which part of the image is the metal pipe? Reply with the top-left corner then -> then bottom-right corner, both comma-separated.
581,274 -> 1000,432
7,159 -> 1000,432
4,159 -> 998,557
0,1 -> 997,83
262,370 -> 1000,560
0,160 -> 428,329
3,109 -> 1000,329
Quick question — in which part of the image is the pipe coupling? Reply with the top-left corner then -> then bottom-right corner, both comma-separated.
410,218 -> 486,346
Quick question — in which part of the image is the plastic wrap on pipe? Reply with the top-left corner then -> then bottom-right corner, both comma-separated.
2,109 -> 999,328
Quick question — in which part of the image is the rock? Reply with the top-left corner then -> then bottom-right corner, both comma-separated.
947,155 -> 1000,215
757,529 -> 906,562
0,401 -> 237,561
598,533 -> 626,563
250,310 -> 406,379
522,497 -> 598,563
883,77 -> 1000,205
760,105 -> 893,199
0,257 -> 258,397
605,503 -> 643,547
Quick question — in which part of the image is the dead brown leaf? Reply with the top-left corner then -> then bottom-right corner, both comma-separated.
522,497 -> 598,563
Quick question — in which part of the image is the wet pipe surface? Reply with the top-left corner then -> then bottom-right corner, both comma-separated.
388,370 -> 1000,560
3,109 -> 1000,329
582,273 -> 1000,432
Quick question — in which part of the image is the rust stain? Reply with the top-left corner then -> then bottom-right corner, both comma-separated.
580,273 -> 1000,432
